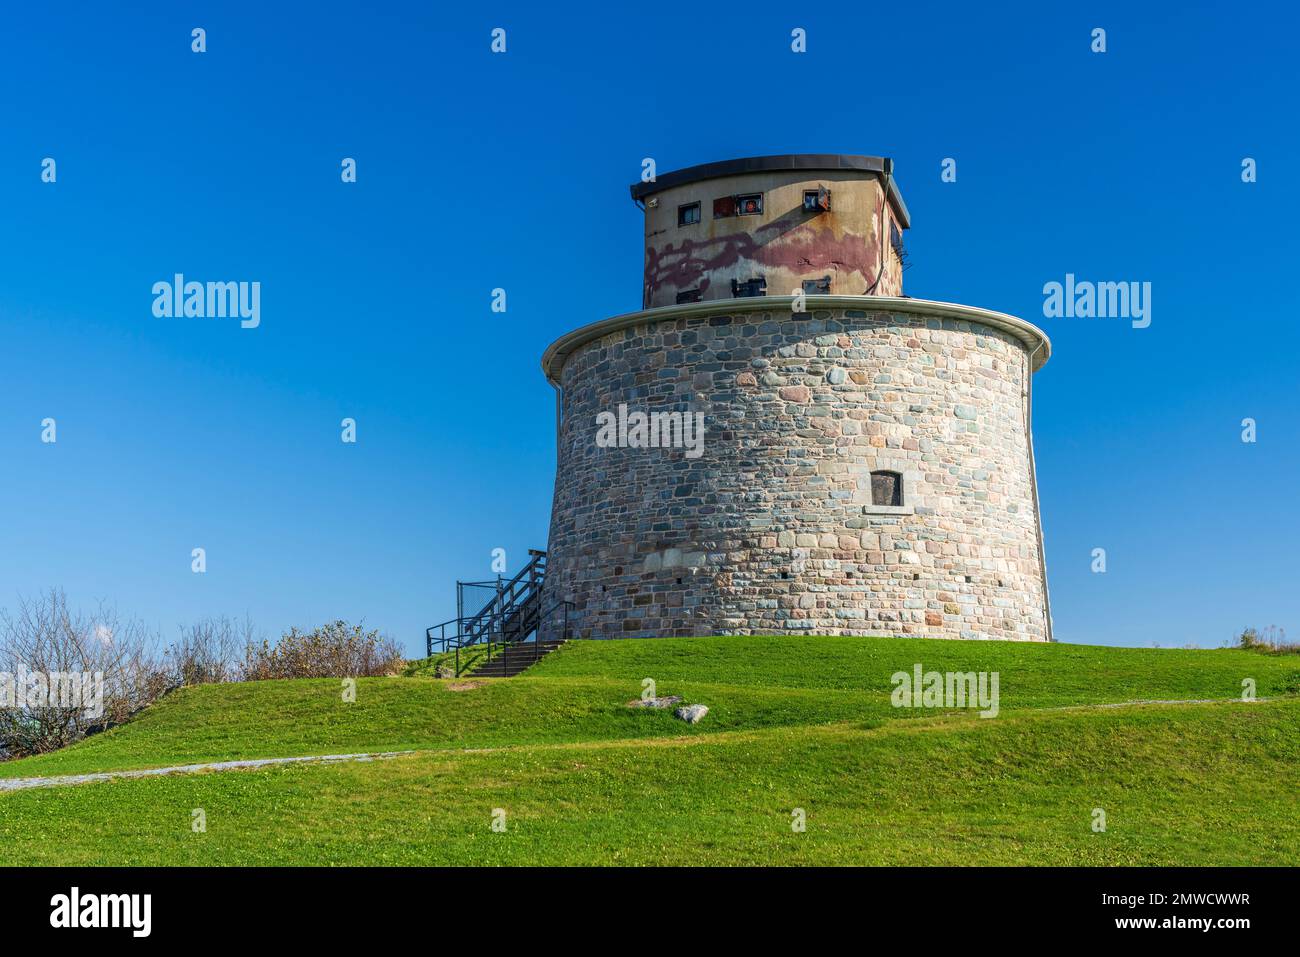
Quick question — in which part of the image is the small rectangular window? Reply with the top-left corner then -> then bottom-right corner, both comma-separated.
731,277 -> 767,298
675,289 -> 703,304
803,187 -> 831,212
678,202 -> 700,226
735,193 -> 763,215
870,471 -> 903,507
802,276 -> 831,294
713,196 -> 736,218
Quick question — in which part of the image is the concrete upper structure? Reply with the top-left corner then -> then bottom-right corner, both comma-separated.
631,154 -> 910,309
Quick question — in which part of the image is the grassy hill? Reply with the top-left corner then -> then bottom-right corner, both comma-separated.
1,635 -> 1297,865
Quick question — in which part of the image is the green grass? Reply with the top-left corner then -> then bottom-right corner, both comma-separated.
401,648 -> 489,677
5,636 -> 1293,781
0,674 -> 891,778
531,633 -> 1300,700
1,635 -> 1297,865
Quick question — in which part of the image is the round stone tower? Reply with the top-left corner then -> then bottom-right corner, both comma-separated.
540,154 -> 1052,642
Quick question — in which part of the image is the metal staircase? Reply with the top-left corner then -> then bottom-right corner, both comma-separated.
425,550 -> 572,676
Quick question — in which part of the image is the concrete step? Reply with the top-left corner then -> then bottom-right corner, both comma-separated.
467,640 -> 568,677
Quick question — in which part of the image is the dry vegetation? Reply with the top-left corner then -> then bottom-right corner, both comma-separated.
1,589 -> 402,760
1231,626 -> 1298,655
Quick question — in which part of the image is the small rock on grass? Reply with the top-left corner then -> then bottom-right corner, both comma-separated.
674,704 -> 709,724
627,695 -> 683,709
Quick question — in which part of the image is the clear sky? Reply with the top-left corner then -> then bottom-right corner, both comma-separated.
2,1 -> 1296,653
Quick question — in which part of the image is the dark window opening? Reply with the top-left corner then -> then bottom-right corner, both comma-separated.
676,288 -> 703,304
715,193 -> 763,217
870,470 -> 903,507
802,276 -> 831,295
678,202 -> 701,227
732,276 -> 767,298
803,187 -> 831,212
890,219 -> 908,268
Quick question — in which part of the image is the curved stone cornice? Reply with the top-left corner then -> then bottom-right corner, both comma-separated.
541,296 -> 1051,385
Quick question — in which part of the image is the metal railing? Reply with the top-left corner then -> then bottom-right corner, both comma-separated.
424,550 -> 573,676
425,598 -> 573,677
455,550 -> 547,648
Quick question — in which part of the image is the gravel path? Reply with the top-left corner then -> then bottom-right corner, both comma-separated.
0,750 -> 414,793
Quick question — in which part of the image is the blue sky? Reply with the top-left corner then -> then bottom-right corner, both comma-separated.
2,1 -> 1296,653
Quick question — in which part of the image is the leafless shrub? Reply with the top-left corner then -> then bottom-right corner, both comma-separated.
0,589 -> 169,758
162,616 -> 256,686
241,620 -> 404,680
3,593 -> 405,760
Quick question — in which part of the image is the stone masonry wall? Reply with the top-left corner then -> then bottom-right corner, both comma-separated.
541,304 -> 1049,641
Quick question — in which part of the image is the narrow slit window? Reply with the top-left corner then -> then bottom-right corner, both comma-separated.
890,220 -> 906,258
678,202 -> 701,227
870,470 -> 903,507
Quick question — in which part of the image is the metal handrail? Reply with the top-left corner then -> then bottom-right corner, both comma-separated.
424,555 -> 547,652
423,551 -> 558,677
455,552 -> 547,645
425,598 -> 574,677
471,598 -> 575,674
531,599 -> 574,665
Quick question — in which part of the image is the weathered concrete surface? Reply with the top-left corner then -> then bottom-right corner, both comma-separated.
640,169 -> 906,308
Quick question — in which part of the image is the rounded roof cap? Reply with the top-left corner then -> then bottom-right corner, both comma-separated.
629,153 -> 910,229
